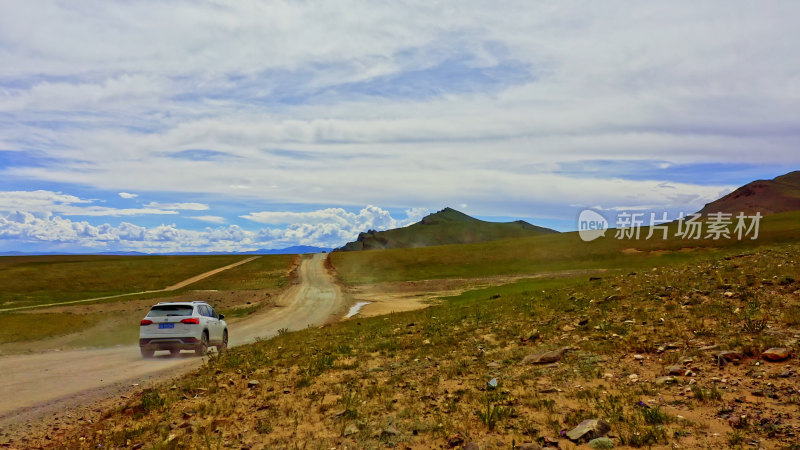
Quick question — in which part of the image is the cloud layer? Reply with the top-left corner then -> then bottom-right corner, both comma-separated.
1,2 -> 798,251
0,206 -> 425,252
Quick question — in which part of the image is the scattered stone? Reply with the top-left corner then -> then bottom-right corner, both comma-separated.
517,443 -> 542,450
724,291 -> 735,298
715,351 -> 745,364
762,348 -> 792,362
666,365 -> 688,376
487,378 -> 498,390
588,437 -> 614,449
728,415 -> 748,429
382,425 -> 399,436
344,423 -> 359,436
446,434 -> 464,447
566,419 -> 611,443
633,354 -> 644,361
628,374 -> 639,382
655,376 -> 678,385
522,347 -> 573,365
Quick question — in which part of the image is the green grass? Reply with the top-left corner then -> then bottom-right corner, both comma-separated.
331,210 -> 800,284
0,312 -> 105,343
58,242 -> 800,449
186,254 -> 295,290
0,255 -> 250,309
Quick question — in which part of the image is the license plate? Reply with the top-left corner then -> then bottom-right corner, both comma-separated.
158,323 -> 174,329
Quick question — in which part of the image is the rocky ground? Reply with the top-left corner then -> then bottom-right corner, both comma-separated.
6,246 -> 800,449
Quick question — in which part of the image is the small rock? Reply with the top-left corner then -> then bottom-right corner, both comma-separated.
724,291 -> 735,298
487,378 -> 498,390
446,434 -> 464,447
566,419 -> 611,443
247,380 -> 260,389
762,348 -> 792,362
589,437 -> 614,449
715,351 -> 745,364
654,376 -> 677,385
628,374 -> 639,382
382,425 -> 399,436
517,443 -> 542,450
633,354 -> 644,361
522,347 -> 573,365
666,365 -> 688,376
343,423 -> 359,436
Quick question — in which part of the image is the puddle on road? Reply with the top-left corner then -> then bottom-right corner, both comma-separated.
345,302 -> 371,319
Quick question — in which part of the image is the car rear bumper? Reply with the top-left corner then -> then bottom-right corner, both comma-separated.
139,337 -> 199,351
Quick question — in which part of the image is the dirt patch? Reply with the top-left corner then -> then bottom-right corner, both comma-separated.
344,269 -> 608,318
621,247 -> 643,254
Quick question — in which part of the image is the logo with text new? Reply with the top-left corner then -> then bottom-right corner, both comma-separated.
578,209 -> 608,242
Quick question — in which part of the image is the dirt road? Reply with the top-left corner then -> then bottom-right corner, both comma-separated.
0,254 -> 346,427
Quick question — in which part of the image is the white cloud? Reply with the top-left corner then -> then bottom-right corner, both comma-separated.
143,202 -> 209,211
189,215 -> 226,224
118,192 -> 138,199
0,190 -> 177,217
0,205 -> 425,252
0,1 -> 797,244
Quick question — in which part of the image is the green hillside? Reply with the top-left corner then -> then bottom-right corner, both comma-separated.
331,209 -> 800,284
337,207 -> 558,251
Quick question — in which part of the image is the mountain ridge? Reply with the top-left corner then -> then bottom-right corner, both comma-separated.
699,170 -> 800,216
336,207 -> 558,251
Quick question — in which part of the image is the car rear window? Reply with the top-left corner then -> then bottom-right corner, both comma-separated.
147,305 -> 194,317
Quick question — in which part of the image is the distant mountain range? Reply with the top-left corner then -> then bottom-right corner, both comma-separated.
336,207 -> 558,251
699,170 -> 800,216
0,245 -> 331,257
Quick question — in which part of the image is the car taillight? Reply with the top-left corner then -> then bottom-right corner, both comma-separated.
181,318 -> 199,325
140,319 -> 153,326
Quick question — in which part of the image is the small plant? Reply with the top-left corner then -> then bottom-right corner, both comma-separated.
477,395 -> 510,430
727,429 -> 745,447
277,328 -> 289,336
255,419 -> 273,434
691,385 -> 722,402
641,406 -> 672,425
141,390 -> 165,413
742,316 -> 767,333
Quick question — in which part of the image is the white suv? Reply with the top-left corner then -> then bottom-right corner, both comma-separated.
139,301 -> 228,358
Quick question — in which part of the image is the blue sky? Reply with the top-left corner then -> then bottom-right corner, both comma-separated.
0,1 -> 798,253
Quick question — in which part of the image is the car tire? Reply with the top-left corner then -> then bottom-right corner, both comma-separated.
169,348 -> 180,356
140,347 -> 155,359
218,330 -> 228,353
195,331 -> 209,356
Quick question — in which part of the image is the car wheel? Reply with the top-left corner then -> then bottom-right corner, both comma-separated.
169,348 -> 180,356
195,331 -> 209,356
140,347 -> 155,359
218,330 -> 228,352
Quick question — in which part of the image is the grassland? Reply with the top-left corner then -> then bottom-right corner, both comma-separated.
0,254 -> 296,350
0,255 -> 250,309
37,243 -> 800,449
187,254 -> 295,291
331,210 -> 800,285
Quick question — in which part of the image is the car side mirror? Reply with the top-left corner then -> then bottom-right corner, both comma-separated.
218,314 -> 224,320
